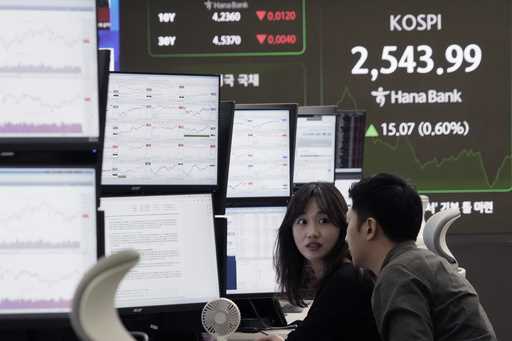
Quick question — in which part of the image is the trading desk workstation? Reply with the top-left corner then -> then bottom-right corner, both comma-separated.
0,1 -> 363,336
3,0 -> 509,340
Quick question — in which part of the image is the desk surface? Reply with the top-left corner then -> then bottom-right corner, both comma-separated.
228,301 -> 310,341
229,330 -> 290,340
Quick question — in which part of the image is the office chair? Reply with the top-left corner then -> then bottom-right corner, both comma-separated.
416,194 -> 430,249
71,249 -> 147,341
422,207 -> 466,277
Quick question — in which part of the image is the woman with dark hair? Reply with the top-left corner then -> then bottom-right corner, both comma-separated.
257,183 -> 380,341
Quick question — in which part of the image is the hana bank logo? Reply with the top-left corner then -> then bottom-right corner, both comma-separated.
370,87 -> 462,106
204,0 -> 213,10
204,1 -> 248,10
371,87 -> 390,107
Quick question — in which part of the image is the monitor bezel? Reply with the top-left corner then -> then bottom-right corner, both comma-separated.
224,203 -> 288,299
212,100 -> 235,216
0,165 -> 100,324
99,192 -> 222,315
0,0 -> 101,151
226,103 -> 297,206
99,71 -> 221,195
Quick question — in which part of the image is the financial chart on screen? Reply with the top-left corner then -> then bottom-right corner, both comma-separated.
0,0 -> 99,139
101,73 -> 219,186
226,206 -> 286,295
294,115 -> 336,183
0,168 -> 97,314
100,194 -> 219,308
227,109 -> 290,198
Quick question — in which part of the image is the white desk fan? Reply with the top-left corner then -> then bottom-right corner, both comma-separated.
202,298 -> 241,341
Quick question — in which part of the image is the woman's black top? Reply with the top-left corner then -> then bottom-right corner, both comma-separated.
286,262 -> 381,341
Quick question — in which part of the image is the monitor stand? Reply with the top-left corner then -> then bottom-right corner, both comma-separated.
235,297 -> 287,331
124,311 -> 203,341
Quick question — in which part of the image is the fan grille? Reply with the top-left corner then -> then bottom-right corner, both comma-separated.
201,298 -> 241,337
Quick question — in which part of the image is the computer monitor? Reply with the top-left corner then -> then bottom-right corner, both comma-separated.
334,169 -> 362,207
101,72 -> 220,194
0,167 -> 98,318
298,106 -> 366,173
294,114 -> 336,184
335,110 -> 366,172
227,104 -> 296,202
226,206 -> 287,297
0,0 -> 100,149
100,194 -> 220,312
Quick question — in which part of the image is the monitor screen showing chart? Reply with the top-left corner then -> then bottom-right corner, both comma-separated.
227,109 -> 291,198
226,206 -> 286,295
0,0 -> 99,142
0,168 -> 97,315
294,115 -> 336,183
101,73 -> 219,187
100,194 -> 220,309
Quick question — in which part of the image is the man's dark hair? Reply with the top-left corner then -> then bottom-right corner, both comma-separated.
275,182 -> 349,307
349,173 -> 422,242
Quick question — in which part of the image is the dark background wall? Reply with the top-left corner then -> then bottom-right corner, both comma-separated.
101,1 -> 512,338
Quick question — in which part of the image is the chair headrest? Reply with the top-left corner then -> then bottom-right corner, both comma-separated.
423,207 -> 461,265
71,249 -> 140,341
